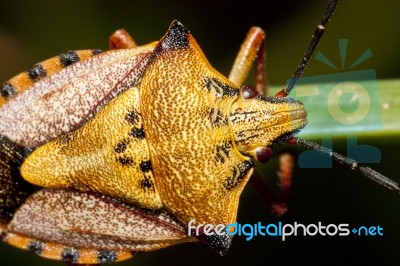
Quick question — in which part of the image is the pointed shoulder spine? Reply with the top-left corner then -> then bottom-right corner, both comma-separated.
158,20 -> 190,51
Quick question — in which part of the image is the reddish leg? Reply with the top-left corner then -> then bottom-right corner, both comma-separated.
109,29 -> 137,49
249,152 -> 295,216
276,153 -> 295,212
228,27 -> 266,95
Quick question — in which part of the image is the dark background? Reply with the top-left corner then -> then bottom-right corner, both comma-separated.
0,0 -> 399,265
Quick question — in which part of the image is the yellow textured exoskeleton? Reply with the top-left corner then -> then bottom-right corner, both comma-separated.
18,21 -> 307,255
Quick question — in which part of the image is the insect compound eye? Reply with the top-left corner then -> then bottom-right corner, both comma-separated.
255,147 -> 273,164
241,85 -> 258,99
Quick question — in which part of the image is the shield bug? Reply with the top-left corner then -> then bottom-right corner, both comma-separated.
0,0 -> 398,264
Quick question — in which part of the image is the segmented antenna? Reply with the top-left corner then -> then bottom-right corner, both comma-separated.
295,138 -> 400,192
276,0 -> 339,97
278,1 -> 398,193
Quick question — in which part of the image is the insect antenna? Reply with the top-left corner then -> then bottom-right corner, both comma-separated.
276,0 -> 339,97
292,137 -> 400,192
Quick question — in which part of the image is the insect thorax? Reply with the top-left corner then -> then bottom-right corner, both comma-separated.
139,23 -> 255,226
20,87 -> 163,209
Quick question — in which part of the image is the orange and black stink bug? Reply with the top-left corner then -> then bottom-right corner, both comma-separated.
0,0 -> 398,265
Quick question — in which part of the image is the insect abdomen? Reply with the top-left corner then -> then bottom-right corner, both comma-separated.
3,232 -> 133,264
0,50 -> 100,107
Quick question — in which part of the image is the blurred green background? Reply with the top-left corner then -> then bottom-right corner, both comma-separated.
0,0 -> 399,265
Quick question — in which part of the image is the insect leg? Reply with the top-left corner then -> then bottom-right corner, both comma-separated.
276,152 -> 295,212
249,152 -> 295,216
228,27 -> 266,95
109,29 -> 138,49
276,0 -> 339,97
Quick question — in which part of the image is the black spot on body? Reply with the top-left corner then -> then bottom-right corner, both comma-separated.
223,160 -> 254,190
117,156 -> 133,165
28,241 -> 44,255
208,108 -> 228,126
215,141 -> 232,164
140,176 -> 154,191
27,64 -> 47,81
114,141 -> 127,153
61,248 -> 80,263
130,127 -> 145,139
59,51 -> 80,67
97,250 -> 117,263
203,77 -> 239,98
92,49 -> 103,55
125,109 -> 140,124
140,160 -> 152,172
0,82 -> 17,99
216,153 -> 225,164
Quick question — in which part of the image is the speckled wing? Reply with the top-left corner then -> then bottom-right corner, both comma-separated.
0,44 -> 157,229
4,189 -> 196,263
0,45 -> 155,147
